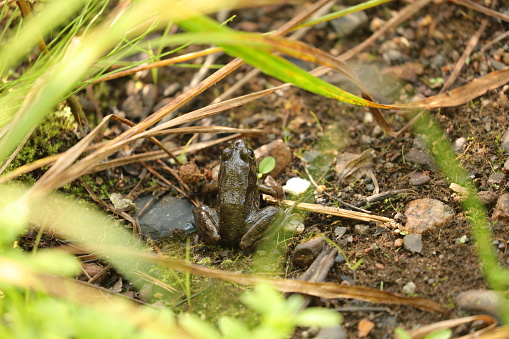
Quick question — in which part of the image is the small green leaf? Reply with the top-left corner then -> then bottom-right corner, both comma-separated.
219,317 -> 251,339
258,157 -> 276,177
0,199 -> 29,246
394,327 -> 412,339
295,307 -> 342,327
424,329 -> 452,339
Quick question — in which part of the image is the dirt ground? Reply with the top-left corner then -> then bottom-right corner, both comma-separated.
18,1 -> 509,338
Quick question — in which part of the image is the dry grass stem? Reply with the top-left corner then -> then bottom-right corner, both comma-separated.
269,198 -> 393,223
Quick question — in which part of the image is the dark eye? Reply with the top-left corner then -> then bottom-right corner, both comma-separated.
221,148 -> 232,161
240,148 -> 254,162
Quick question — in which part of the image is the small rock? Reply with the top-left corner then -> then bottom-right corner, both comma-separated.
136,195 -> 196,241
353,224 -> 369,236
316,325 -> 348,339
501,129 -> 509,152
330,9 -> 368,37
110,193 -> 136,211
361,135 -> 372,144
394,238 -> 404,247
453,137 -> 467,153
404,234 -> 423,253
503,159 -> 509,172
254,139 -> 292,177
283,177 -> 311,196
456,289 -> 506,319
478,191 -> 498,207
394,212 -> 406,223
402,281 -> 417,295
408,172 -> 431,185
292,236 -> 326,267
140,83 -> 157,116
492,193 -> 509,222
357,318 -> 375,338
404,198 -> 454,234
334,226 -> 347,238
405,148 -> 437,171
335,253 -> 346,263
121,93 -> 143,120
488,172 -> 505,185
449,183 -> 469,199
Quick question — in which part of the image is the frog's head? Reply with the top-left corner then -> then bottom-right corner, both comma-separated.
219,140 -> 258,194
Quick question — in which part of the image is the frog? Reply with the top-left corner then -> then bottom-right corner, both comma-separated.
194,140 -> 282,250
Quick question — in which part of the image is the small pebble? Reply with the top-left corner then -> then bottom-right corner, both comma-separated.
404,198 -> 454,234
402,281 -> 417,295
330,9 -> 368,37
492,193 -> 509,222
394,238 -> 404,247
504,159 -> 509,172
316,325 -> 348,339
408,172 -> 431,185
354,224 -> 370,235
501,129 -> 509,152
488,172 -> 505,186
453,137 -> 467,153
405,148 -> 437,171
283,177 -> 311,195
404,234 -> 423,253
478,191 -> 498,207
334,226 -> 347,238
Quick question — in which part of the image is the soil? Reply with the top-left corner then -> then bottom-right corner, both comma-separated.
18,1 -> 509,338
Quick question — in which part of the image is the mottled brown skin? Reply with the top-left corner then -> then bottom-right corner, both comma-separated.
194,140 -> 281,250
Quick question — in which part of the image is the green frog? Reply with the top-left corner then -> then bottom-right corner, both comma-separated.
194,140 -> 282,250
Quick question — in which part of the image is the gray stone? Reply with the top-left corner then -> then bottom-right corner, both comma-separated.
478,191 -> 498,207
136,195 -> 196,241
402,281 -> 417,295
334,226 -> 347,238
488,172 -> 505,185
504,158 -> 509,172
405,148 -> 437,171
354,224 -> 370,235
501,129 -> 509,152
408,172 -> 431,185
404,198 -> 454,234
330,10 -> 368,37
492,193 -> 509,222
316,325 -> 348,339
453,137 -> 467,153
404,234 -> 423,253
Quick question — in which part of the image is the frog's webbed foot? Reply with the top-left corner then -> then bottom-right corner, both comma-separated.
194,205 -> 221,245
239,206 -> 281,250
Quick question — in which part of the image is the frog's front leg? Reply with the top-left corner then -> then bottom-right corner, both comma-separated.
194,205 -> 221,245
240,206 -> 281,250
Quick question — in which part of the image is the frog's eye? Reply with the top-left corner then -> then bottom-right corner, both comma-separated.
221,148 -> 232,160
240,148 -> 254,162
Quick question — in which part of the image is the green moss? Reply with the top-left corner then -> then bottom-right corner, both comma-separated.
5,106 -> 77,184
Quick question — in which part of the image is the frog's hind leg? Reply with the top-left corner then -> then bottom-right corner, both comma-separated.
194,205 -> 221,245
240,206 -> 281,250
